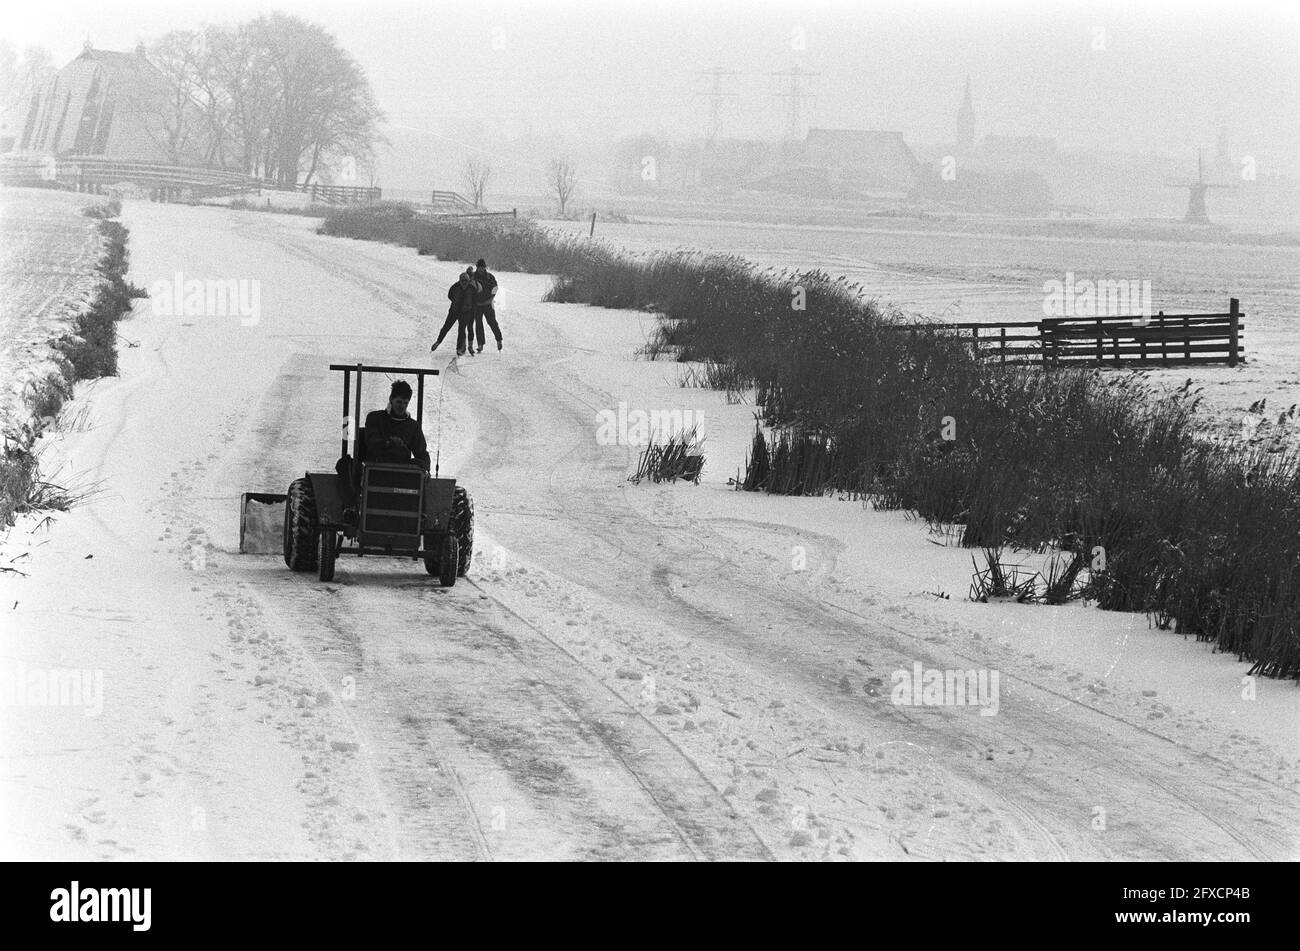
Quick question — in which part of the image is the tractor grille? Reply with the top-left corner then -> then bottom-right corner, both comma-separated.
361,465 -> 423,537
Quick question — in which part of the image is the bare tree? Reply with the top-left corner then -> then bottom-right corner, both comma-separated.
1,43 -> 55,147
549,157 -> 578,217
191,27 -> 240,167
205,23 -> 276,177
249,13 -> 384,185
462,157 -> 491,208
128,32 -> 207,164
0,43 -> 53,112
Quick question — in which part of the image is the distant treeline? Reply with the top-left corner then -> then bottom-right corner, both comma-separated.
319,203 -> 1300,680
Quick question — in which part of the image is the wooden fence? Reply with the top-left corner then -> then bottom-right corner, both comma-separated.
263,181 -> 382,204
0,156 -> 382,204
429,189 -> 476,210
412,205 -> 517,222
412,190 -> 517,220
914,299 -> 1245,368
0,156 -> 258,199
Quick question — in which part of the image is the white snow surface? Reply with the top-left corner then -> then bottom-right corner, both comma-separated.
0,189 -> 103,443
1,199 -> 1297,861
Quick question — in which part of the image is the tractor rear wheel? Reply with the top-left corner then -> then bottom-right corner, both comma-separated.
284,477 -> 319,571
440,533 -> 459,587
452,487 -> 474,576
318,528 -> 337,581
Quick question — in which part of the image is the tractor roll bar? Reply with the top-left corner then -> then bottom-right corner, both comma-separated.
328,364 -> 442,376
330,363 -> 441,457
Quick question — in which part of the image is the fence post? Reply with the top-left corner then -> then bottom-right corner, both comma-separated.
1095,316 -> 1103,364
1000,326 -> 1006,363
1229,298 -> 1240,367
1183,314 -> 1191,363
1158,311 -> 1166,364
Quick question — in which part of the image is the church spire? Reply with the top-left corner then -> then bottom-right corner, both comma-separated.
956,75 -> 975,152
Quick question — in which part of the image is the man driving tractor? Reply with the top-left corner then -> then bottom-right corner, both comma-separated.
335,379 -> 430,514
365,380 -> 430,469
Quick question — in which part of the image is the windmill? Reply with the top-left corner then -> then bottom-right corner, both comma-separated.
1166,150 -> 1231,223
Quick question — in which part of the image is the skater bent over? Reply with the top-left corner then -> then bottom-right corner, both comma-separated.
431,267 -> 480,355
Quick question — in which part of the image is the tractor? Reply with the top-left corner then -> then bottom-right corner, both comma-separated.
241,363 -> 474,585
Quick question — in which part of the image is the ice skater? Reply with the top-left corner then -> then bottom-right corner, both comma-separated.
431,267 -> 480,356
471,258 -> 503,352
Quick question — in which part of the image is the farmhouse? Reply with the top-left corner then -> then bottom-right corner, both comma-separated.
746,128 -> 921,199
13,43 -> 206,163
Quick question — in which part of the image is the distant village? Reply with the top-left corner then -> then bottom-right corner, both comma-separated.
2,41 -> 1296,225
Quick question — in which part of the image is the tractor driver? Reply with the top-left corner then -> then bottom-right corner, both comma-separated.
335,380 -> 431,520
365,380 -> 431,470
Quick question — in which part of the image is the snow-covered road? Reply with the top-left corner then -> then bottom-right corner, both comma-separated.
3,200 -> 1297,861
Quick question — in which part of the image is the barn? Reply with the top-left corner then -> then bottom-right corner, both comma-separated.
13,43 -> 205,163
744,128 -> 922,199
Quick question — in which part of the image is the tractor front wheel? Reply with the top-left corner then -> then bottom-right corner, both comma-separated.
284,477 -> 319,571
452,487 -> 474,576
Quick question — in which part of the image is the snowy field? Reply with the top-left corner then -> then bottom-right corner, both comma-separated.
0,188 -> 102,438
545,216 -> 1300,438
1,195 -> 1297,860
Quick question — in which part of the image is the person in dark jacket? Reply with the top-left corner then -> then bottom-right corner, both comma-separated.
431,267 -> 481,356
335,380 -> 429,516
472,258 -> 503,352
364,380 -> 431,469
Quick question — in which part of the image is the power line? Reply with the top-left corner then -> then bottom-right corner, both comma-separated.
771,65 -> 818,142
695,67 -> 739,146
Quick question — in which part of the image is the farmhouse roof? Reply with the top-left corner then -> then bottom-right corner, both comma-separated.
802,128 -> 921,190
16,46 -> 185,162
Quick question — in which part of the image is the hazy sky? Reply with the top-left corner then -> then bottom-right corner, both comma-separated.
5,0 -> 1299,163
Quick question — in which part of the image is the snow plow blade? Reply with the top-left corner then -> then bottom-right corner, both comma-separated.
240,492 -> 287,554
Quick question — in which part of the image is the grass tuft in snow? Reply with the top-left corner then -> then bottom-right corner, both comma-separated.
630,426 -> 705,485
969,549 -> 1037,603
